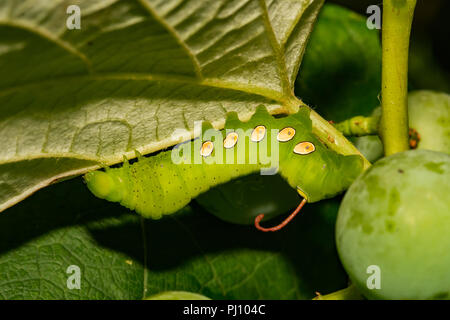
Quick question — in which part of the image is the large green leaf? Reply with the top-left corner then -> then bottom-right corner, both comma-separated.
0,177 -> 346,299
0,0 -> 332,212
0,3 -> 374,300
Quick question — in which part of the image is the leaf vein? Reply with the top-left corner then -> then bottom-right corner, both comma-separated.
135,0 -> 203,79
0,20 -> 92,73
257,0 -> 291,94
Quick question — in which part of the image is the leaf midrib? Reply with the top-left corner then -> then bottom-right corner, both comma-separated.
0,72 -> 300,106
258,0 -> 291,96
0,71 -> 302,169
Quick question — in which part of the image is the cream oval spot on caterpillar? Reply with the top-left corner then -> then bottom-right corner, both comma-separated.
251,125 -> 266,142
223,132 -> 238,149
200,141 -> 214,157
294,141 -> 315,155
277,127 -> 296,142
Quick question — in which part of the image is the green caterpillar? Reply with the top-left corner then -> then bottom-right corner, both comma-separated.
84,106 -> 363,231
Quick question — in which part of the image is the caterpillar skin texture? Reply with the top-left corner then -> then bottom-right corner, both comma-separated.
84,106 -> 363,219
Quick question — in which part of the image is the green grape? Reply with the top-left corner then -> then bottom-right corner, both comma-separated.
195,173 -> 299,225
408,90 -> 449,153
145,291 -> 210,300
349,90 -> 449,164
350,136 -> 384,163
336,150 -> 450,299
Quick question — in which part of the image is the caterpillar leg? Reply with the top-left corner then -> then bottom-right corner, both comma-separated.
134,149 -> 144,160
254,198 -> 307,232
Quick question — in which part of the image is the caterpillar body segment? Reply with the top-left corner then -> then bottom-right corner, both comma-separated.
84,106 -> 364,220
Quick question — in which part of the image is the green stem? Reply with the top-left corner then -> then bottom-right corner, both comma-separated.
313,284 -> 364,300
335,115 -> 379,137
309,109 -> 372,170
381,0 -> 416,156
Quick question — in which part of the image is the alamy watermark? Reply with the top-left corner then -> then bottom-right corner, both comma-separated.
66,265 -> 81,290
366,265 -> 381,290
66,4 -> 382,32
66,5 -> 81,30
170,122 -> 280,175
367,5 -> 381,30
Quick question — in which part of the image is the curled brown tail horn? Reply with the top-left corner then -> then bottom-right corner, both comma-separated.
254,198 -> 307,232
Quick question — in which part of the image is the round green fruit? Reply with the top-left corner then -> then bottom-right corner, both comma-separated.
145,291 -> 210,300
336,150 -> 450,299
350,135 -> 384,163
349,90 -> 449,164
408,90 -> 449,153
195,173 -> 299,225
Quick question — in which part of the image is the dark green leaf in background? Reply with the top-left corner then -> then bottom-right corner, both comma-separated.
296,3 -> 383,162
295,4 -> 381,121
0,178 -> 346,299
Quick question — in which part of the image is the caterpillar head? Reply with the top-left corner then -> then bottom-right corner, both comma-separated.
273,110 -> 364,202
84,171 -> 124,202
